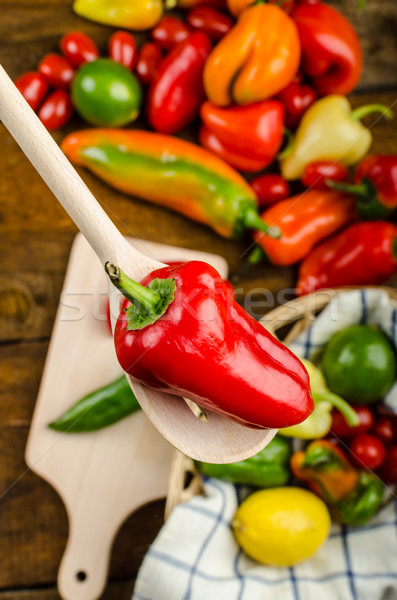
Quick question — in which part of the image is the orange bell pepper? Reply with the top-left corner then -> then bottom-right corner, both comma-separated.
252,189 -> 356,266
203,3 -> 300,106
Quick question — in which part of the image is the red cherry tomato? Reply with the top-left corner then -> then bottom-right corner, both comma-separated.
60,31 -> 100,67
14,72 -> 49,111
38,90 -> 74,130
186,7 -> 233,41
277,79 -> 317,129
377,445 -> 397,484
108,31 -> 137,69
330,405 -> 374,438
372,417 -> 395,445
302,161 -> 349,190
39,54 -> 75,89
151,16 -> 190,50
250,174 -> 290,207
136,43 -> 163,86
349,433 -> 387,470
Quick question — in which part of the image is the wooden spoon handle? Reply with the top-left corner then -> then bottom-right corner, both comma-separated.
0,64 -> 137,267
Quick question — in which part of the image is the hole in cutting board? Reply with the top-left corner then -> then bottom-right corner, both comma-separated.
76,570 -> 87,582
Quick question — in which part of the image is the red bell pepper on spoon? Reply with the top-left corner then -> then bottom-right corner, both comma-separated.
106,260 -> 314,430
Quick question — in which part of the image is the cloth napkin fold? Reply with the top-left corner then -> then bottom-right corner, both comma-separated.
133,290 -> 397,600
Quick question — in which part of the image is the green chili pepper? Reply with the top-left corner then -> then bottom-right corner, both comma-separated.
195,435 -> 291,487
48,375 -> 140,432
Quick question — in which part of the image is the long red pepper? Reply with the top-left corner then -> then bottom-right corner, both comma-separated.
106,260 -> 313,429
296,221 -> 397,296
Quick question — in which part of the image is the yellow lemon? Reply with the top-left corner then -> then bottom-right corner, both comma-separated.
232,487 -> 330,567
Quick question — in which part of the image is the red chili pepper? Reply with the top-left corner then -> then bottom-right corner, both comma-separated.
377,445 -> 397,484
14,72 -> 49,111
186,7 -> 233,41
250,174 -> 290,207
330,405 -> 374,438
277,78 -> 317,129
296,221 -> 397,296
60,31 -> 99,67
135,43 -> 163,86
329,155 -> 397,219
106,260 -> 313,429
147,32 -> 212,134
252,189 -> 356,266
108,31 -> 137,69
291,2 -> 362,96
349,433 -> 387,471
38,89 -> 74,130
151,16 -> 190,50
200,100 -> 284,166
38,54 -> 75,89
199,126 -> 269,173
302,161 -> 348,190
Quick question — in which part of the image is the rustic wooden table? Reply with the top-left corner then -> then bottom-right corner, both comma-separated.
1,1 -> 397,598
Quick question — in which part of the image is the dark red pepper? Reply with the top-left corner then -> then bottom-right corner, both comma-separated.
277,77 -> 316,129
108,31 -> 137,69
14,72 -> 49,111
135,43 -> 163,86
250,174 -> 290,207
147,32 -> 212,134
291,2 -> 363,96
106,260 -> 313,429
302,160 -> 348,190
330,405 -> 374,438
60,31 -> 100,67
186,7 -> 233,41
296,221 -> 397,296
328,155 -> 397,219
38,54 -> 75,89
151,16 -> 190,50
38,89 -> 74,130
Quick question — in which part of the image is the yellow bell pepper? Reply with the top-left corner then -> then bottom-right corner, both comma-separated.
280,95 -> 393,181
279,360 -> 359,439
73,0 -> 175,30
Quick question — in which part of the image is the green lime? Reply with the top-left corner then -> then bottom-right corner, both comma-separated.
321,324 -> 396,404
71,58 -> 142,126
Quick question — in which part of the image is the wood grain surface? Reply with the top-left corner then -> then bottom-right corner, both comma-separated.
1,0 -> 397,598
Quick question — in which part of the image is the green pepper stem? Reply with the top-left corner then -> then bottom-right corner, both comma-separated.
243,207 -> 282,239
105,262 -> 161,311
248,245 -> 267,265
350,104 -> 394,122
326,178 -> 370,198
314,391 -> 360,427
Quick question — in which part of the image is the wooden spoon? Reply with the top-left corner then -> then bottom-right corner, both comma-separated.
0,65 -> 276,463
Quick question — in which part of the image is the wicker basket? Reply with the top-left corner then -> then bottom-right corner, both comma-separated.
164,286 -> 397,520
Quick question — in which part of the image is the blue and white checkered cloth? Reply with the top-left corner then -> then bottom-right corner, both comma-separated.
133,290 -> 397,600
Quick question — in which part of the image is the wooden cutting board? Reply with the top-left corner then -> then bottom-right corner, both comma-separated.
25,233 -> 228,600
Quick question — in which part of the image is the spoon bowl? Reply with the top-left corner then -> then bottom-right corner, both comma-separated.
0,64 -> 276,462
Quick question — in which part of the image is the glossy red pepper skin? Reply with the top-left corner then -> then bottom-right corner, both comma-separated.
291,2 -> 362,96
355,155 -> 397,214
113,261 -> 313,429
296,221 -> 397,296
151,16 -> 190,50
38,89 -> 74,130
187,7 -> 233,41
277,78 -> 316,129
108,31 -> 137,69
14,72 -> 49,111
147,32 -> 212,134
199,126 -> 269,173
39,54 -> 75,89
250,174 -> 290,207
302,161 -> 348,190
135,43 -> 162,86
200,100 -> 284,165
60,31 -> 100,67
